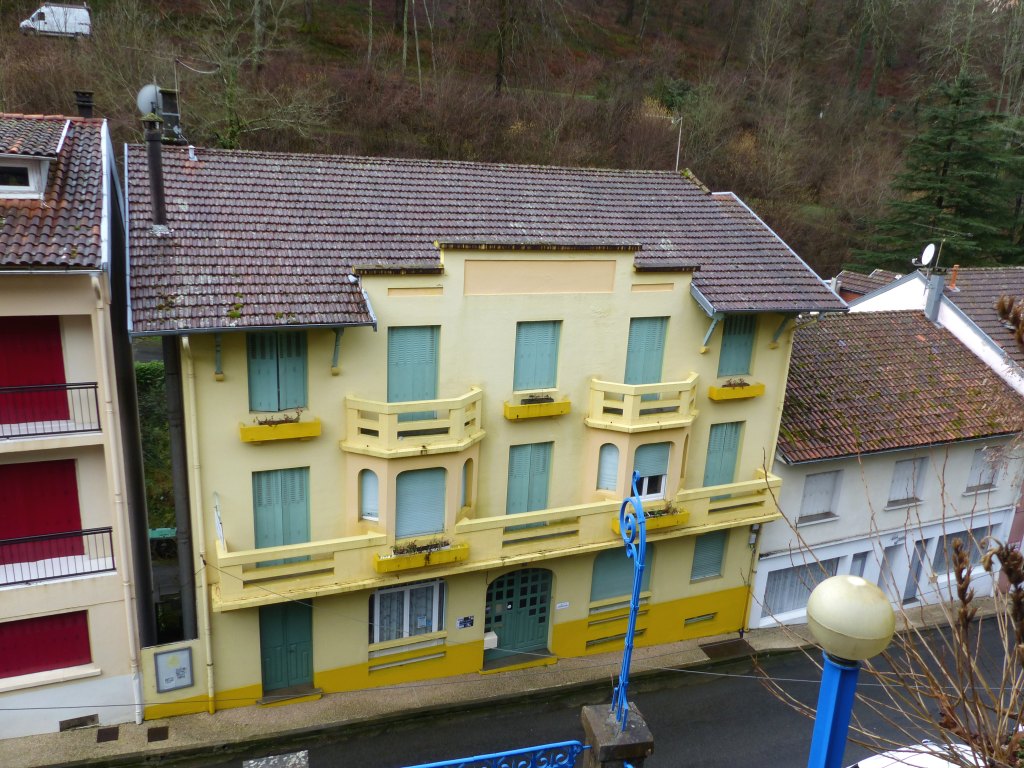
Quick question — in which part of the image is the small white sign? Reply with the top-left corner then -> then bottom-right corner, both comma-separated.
154,647 -> 194,693
556,601 -> 570,610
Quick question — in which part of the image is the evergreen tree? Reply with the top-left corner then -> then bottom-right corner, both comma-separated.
856,71 -> 1024,271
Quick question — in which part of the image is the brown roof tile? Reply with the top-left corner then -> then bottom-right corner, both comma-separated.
778,310 -> 1023,463
0,115 -> 67,157
946,266 -> 1024,370
0,114 -> 104,270
125,146 -> 844,334
835,268 -> 902,297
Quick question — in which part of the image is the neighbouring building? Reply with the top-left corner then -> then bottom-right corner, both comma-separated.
0,111 -> 151,737
752,310 -> 1024,627
125,137 -> 844,717
830,268 -> 902,303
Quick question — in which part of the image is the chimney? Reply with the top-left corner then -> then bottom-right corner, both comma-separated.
142,115 -> 167,228
74,90 -> 94,118
949,264 -> 960,290
925,273 -> 944,322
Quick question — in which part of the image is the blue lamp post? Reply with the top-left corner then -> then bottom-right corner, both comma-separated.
805,575 -> 896,768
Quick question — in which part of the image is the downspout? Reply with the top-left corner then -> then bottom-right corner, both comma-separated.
182,336 -> 216,714
92,276 -> 144,725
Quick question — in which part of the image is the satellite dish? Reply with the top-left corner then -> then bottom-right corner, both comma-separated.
920,243 -> 936,266
136,83 -> 161,116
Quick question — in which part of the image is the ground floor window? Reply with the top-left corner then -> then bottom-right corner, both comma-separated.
370,579 -> 445,644
763,559 -> 839,617
0,611 -> 91,678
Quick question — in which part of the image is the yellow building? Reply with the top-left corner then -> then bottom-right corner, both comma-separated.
125,139 -> 844,717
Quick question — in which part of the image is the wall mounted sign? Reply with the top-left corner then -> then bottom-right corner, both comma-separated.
155,647 -> 194,693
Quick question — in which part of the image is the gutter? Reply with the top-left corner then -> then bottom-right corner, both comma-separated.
776,431 -> 1020,466
129,319 -> 377,337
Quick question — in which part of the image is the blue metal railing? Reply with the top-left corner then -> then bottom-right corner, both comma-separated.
401,740 -> 588,768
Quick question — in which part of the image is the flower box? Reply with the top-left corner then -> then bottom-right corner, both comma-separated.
503,398 -> 571,420
707,382 -> 765,401
239,418 -> 322,443
374,542 -> 469,573
612,507 -> 690,534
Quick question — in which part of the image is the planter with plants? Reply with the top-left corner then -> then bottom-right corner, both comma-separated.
611,502 -> 689,534
373,538 -> 470,573
707,377 -> 765,401
239,409 -> 322,443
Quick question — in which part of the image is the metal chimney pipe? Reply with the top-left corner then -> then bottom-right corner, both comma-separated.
74,90 -> 94,118
142,115 -> 168,227
925,274 -> 944,322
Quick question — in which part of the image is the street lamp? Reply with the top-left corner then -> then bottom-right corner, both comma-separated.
806,575 -> 896,768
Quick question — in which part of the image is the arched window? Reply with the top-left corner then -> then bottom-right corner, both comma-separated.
359,469 -> 379,521
597,444 -> 619,491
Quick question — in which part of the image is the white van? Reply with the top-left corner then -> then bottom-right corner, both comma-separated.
19,4 -> 91,37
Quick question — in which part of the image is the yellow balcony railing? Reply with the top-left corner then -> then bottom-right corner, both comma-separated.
341,387 -> 485,458
584,374 -> 698,433
675,469 -> 782,529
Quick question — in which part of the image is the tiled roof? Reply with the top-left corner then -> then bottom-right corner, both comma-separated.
778,310 -> 1023,463
0,114 -> 104,270
0,115 -> 67,157
946,267 -> 1024,370
125,146 -> 844,334
835,268 -> 902,296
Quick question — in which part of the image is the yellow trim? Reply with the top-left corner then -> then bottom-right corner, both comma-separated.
259,692 -> 322,708
503,399 -> 571,420
479,655 -> 557,674
707,382 -> 765,401
612,509 -> 690,534
374,542 -> 470,573
239,418 -> 322,443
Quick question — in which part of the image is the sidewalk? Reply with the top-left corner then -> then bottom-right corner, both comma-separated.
0,599 -> 982,768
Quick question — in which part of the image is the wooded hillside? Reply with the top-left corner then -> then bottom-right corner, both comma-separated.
3,0 -> 1024,277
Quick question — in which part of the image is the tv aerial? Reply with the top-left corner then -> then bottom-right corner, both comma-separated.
912,241 -> 945,276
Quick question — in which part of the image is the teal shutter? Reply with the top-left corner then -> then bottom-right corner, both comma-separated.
247,334 -> 279,411
388,326 -> 439,422
513,321 -> 560,391
590,547 -> 652,601
253,470 -> 282,551
691,530 -> 727,580
280,467 -> 310,547
597,444 -> 619,491
461,461 -> 469,507
703,422 -> 742,488
253,468 -> 309,565
506,442 -> 552,514
360,470 -> 379,520
276,332 -> 307,409
396,468 -> 446,538
718,315 -> 756,377
633,443 -> 670,478
624,317 -> 667,385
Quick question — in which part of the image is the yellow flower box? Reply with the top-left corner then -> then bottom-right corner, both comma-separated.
239,418 -> 322,444
612,508 -> 690,535
374,542 -> 470,573
707,382 -> 766,401
503,399 -> 571,420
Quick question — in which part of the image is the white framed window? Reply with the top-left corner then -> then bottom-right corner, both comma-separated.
887,457 -> 928,507
966,448 -> 998,492
797,471 -> 842,525
370,579 -> 445,644
359,469 -> 378,521
597,444 -> 619,491
0,159 -> 44,198
763,559 -> 839,616
932,526 -> 993,575
633,443 -> 670,501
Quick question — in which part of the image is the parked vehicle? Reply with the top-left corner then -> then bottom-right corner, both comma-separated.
19,4 -> 91,37
847,742 -> 984,768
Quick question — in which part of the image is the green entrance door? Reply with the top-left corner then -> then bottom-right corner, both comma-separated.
259,602 -> 313,694
484,569 -> 552,659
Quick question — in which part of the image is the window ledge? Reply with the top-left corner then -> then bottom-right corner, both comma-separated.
795,512 -> 839,527
0,663 -> 101,694
707,382 -> 765,401
239,417 -> 321,444
963,487 -> 996,496
374,542 -> 469,573
884,499 -> 922,511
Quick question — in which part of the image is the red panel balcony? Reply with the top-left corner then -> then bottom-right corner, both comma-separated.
0,383 -> 101,438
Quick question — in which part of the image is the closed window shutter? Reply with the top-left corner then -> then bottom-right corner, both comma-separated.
590,547 -> 652,601
247,334 -> 279,411
597,444 -> 619,491
360,470 -> 379,520
718,315 -> 756,376
0,611 -> 91,678
276,332 -> 307,410
633,443 -> 670,478
526,442 -> 552,512
388,326 -> 439,403
0,460 -> 83,563
513,321 -> 560,391
763,559 -> 838,615
967,449 -> 996,490
624,317 -> 667,385
253,470 -> 283,550
799,471 -> 840,517
691,530 -> 728,580
506,444 -> 532,514
396,468 -> 446,538
703,422 -> 742,487
889,458 -> 927,503
280,467 -> 310,546
0,316 -> 69,422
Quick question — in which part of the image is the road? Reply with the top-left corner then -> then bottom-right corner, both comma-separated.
177,623 -> 1005,768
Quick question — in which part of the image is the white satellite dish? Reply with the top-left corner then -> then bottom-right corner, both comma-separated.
136,83 -> 161,116
920,243 -> 936,266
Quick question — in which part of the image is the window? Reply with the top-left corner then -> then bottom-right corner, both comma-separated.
0,612 -> 90,678
887,458 -> 928,506
797,471 -> 842,524
396,468 -> 446,538
933,526 -> 992,575
370,580 -> 445,644
253,467 -> 310,564
461,460 -> 473,508
597,444 -> 619,491
850,552 -> 868,578
633,443 -> 670,500
388,326 -> 439,423
0,460 -> 82,564
506,442 -> 552,514
966,448 -> 998,492
359,470 -> 379,521
718,315 -> 756,377
703,422 -> 742,490
691,530 -> 728,581
247,332 -> 307,412
0,166 -> 30,187
513,321 -> 561,391
590,547 -> 652,602
763,559 -> 839,616
0,161 -> 41,197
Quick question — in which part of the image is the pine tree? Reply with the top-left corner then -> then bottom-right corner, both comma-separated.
856,71 -> 1024,271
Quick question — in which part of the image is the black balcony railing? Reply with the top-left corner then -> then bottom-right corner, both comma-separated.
0,527 -> 115,586
0,382 -> 101,438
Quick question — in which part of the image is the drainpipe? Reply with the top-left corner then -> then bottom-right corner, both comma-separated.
182,336 -> 217,714
92,277 -> 144,725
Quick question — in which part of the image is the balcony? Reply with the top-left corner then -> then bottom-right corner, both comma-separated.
0,383 -> 100,439
585,374 -> 698,433
341,387 -> 485,458
0,527 -> 115,586
676,469 -> 782,528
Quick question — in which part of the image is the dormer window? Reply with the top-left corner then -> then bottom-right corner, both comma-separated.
0,159 -> 45,198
